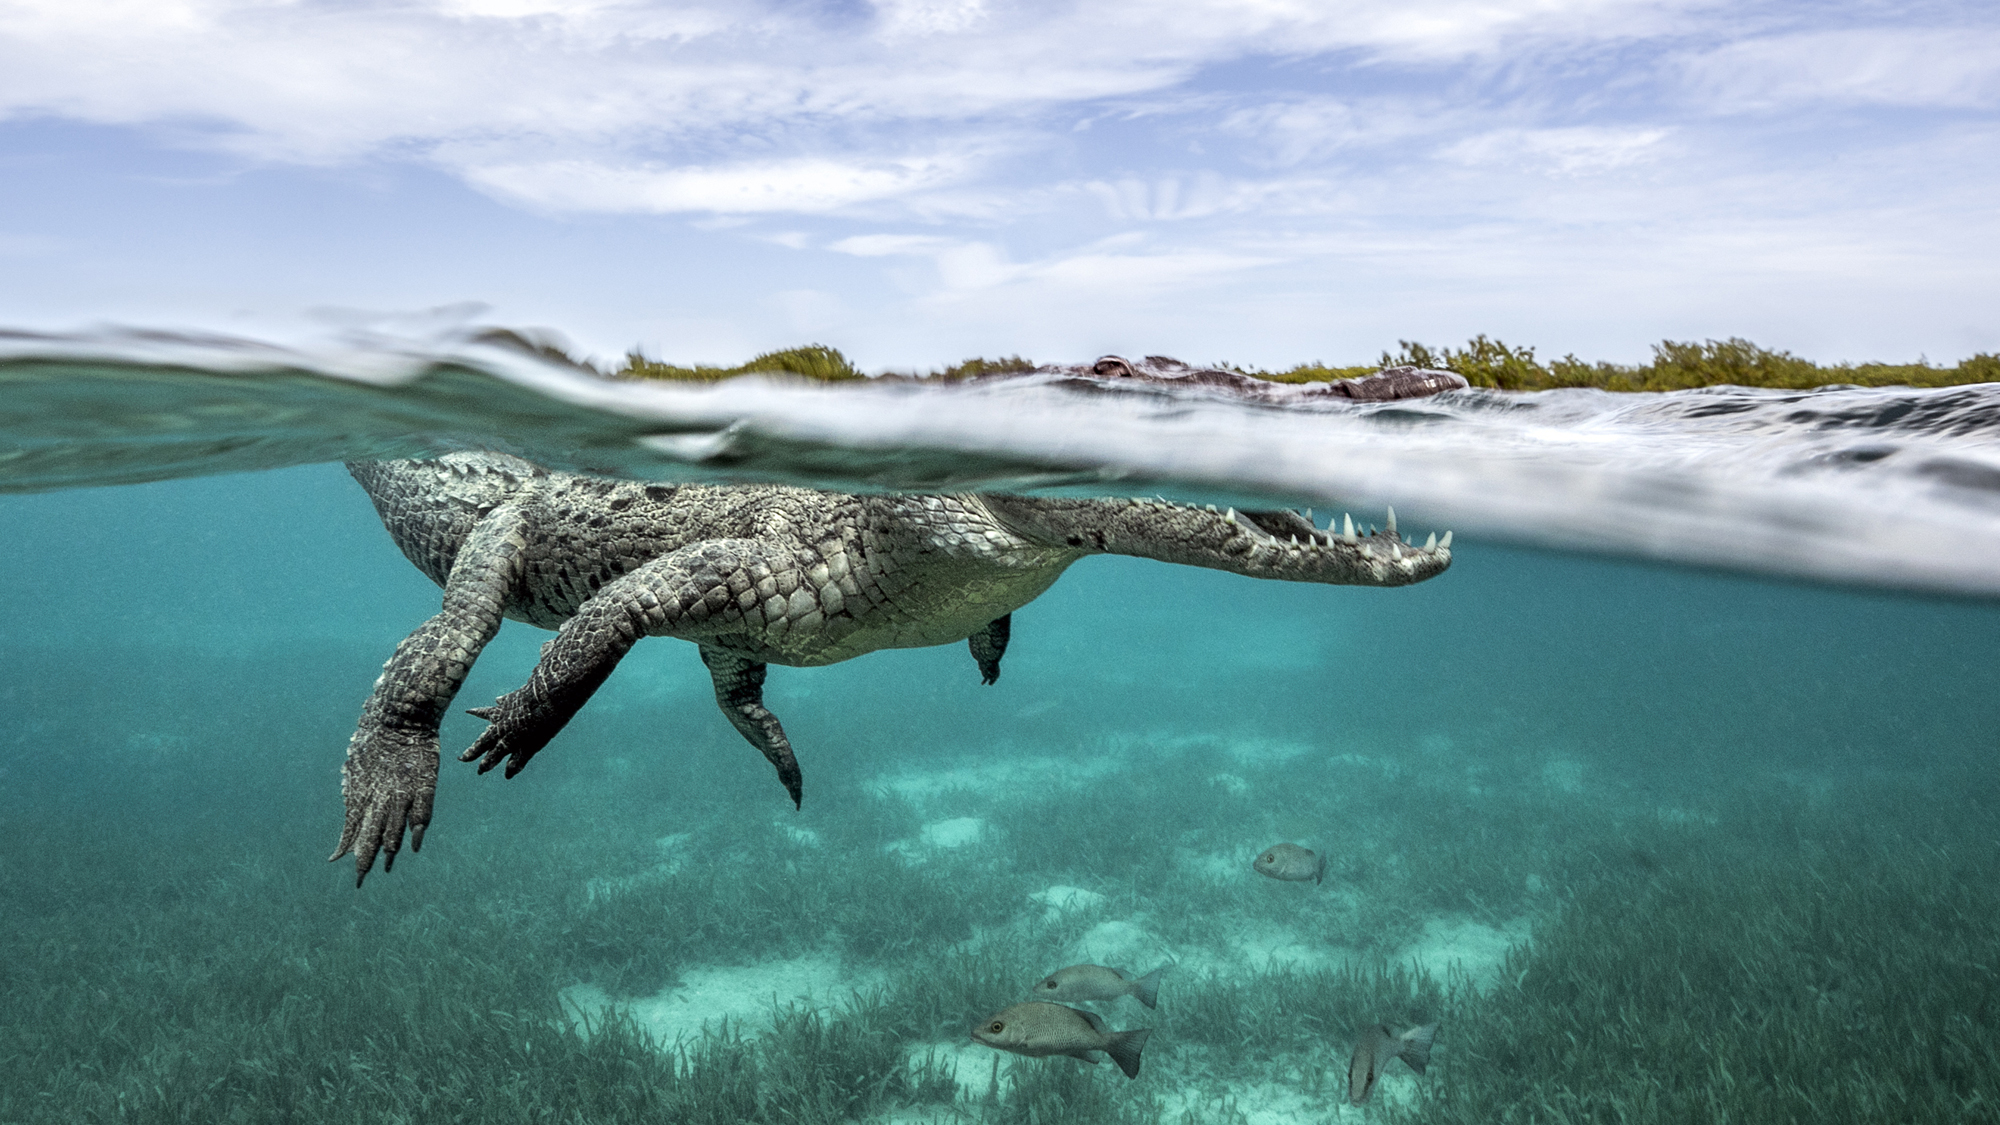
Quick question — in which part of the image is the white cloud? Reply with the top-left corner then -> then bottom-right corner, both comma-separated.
1075,172 -> 1317,221
829,233 -> 962,256
436,0 -> 626,18
1218,96 -> 1455,166
1443,126 -> 1672,173
872,0 -> 989,37
828,229 -> 1275,296
1684,28 -> 2000,111
0,0 -> 1723,198
458,154 -> 973,213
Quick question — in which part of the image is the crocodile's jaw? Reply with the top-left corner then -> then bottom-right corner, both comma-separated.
979,495 -> 1451,587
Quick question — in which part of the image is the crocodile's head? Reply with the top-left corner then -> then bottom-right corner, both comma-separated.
979,494 -> 1451,587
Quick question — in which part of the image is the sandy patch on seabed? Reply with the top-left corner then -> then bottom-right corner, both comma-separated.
873,754 -> 1124,804
1057,907 -> 1529,991
561,956 -> 885,1045
881,1056 -> 1421,1125
1401,914 -> 1531,991
1164,1077 -> 1396,1124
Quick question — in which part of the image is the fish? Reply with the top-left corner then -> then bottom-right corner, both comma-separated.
971,1001 -> 1152,1079
1347,1022 -> 1437,1105
1031,963 -> 1169,1009
1252,841 -> 1327,884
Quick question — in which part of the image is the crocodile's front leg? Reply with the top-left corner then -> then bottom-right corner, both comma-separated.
698,646 -> 802,808
460,539 -> 813,804
332,503 -> 528,886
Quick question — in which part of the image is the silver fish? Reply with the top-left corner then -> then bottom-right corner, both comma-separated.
971,1001 -> 1152,1079
1252,842 -> 1327,884
1032,963 -> 1169,1009
1347,1022 -> 1437,1105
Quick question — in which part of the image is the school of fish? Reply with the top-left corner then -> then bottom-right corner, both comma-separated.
964,839 -> 1441,1107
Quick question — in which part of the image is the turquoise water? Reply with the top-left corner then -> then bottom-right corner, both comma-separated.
3,461 -> 1996,1122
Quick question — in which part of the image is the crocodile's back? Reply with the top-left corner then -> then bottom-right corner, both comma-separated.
347,454 -> 1080,660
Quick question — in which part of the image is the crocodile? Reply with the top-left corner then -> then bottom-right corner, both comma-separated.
331,455 -> 1453,885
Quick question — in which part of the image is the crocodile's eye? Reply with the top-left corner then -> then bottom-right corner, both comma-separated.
1044,980 -> 1058,989
1262,853 -> 1275,864
988,1021 -> 1005,1033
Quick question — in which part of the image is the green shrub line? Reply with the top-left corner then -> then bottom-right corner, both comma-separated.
620,344 -> 870,383
601,337 -> 2000,392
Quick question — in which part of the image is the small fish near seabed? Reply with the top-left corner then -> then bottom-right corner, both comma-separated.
972,1001 -> 1152,1079
1348,1022 -> 1438,1105
1032,963 -> 1170,1009
1252,841 -> 1327,884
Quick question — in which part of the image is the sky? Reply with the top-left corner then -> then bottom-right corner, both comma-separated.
1,0 -> 1996,371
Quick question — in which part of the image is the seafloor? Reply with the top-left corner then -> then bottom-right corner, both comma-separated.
1,465 -> 1995,1124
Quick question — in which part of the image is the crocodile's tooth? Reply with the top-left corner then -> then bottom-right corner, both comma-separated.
1304,507 -> 1314,524
1386,507 -> 1397,535
1290,534 -> 1299,545
1391,542 -> 1402,559
1425,532 -> 1437,550
1342,513 -> 1355,539
1206,504 -> 1218,512
1441,530 -> 1453,549
1225,507 -> 1236,522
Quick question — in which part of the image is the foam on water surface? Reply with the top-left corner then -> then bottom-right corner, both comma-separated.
12,326 -> 2000,594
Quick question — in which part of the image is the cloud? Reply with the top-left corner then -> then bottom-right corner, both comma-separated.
1684,28 -> 2000,112
458,154 -> 973,213
0,0 -> 1724,203
829,229 -> 1275,296
1443,126 -> 1671,173
828,233 -> 962,256
873,0 -> 990,37
1218,96 -> 1457,166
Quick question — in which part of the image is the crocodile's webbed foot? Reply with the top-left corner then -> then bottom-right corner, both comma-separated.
460,683 -> 584,779
969,614 -> 1010,684
459,609 -> 630,778
331,723 -> 440,887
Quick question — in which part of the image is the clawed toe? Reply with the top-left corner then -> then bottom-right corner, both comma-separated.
461,702 -> 544,777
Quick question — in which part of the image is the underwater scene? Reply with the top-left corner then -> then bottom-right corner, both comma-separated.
2,337 -> 1999,1124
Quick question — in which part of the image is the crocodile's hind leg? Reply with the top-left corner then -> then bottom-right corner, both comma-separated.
460,539 -> 812,805
332,503 -> 528,886
968,614 -> 1010,684
698,646 -> 802,808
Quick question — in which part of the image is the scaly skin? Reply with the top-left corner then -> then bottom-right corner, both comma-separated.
331,452 -> 1452,885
